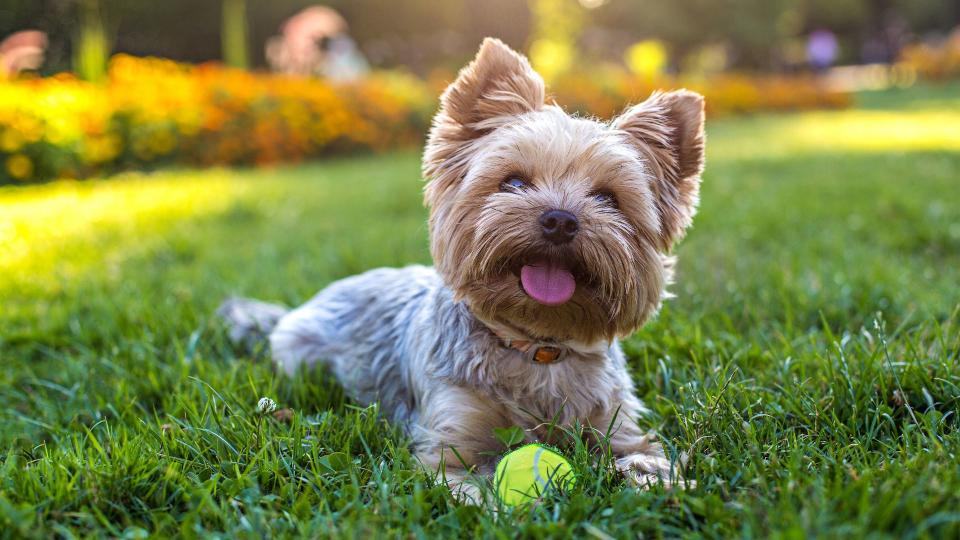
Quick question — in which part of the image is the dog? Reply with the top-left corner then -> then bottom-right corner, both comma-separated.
219,38 -> 705,503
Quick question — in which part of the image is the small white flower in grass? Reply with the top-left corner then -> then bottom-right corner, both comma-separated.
257,397 -> 277,415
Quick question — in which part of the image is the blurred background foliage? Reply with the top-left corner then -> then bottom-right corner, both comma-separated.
0,0 -> 958,184
1,0 -> 956,73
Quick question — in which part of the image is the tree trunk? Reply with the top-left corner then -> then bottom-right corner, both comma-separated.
222,0 -> 249,69
74,0 -> 108,81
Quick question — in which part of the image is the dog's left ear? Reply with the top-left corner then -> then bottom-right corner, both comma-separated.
424,38 -> 545,204
613,90 -> 705,250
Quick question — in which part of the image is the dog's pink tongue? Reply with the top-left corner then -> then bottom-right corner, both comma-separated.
520,263 -> 576,306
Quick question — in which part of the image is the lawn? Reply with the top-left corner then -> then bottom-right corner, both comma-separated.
1,85 -> 959,538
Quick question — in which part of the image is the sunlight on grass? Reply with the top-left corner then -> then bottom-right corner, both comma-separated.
709,108 -> 960,161
0,169 -> 248,292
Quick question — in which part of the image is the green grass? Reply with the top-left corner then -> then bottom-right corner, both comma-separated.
2,85 -> 959,538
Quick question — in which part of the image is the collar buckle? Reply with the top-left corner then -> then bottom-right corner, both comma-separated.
482,319 -> 569,365
525,343 -> 566,365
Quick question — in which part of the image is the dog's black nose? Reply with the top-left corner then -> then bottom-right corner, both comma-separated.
539,209 -> 579,244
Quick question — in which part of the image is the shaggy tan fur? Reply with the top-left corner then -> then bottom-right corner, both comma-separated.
425,38 -> 705,344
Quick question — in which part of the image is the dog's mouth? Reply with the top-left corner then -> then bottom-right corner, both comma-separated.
507,254 -> 596,306
519,262 -> 575,305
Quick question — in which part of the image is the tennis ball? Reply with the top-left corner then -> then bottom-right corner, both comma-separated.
494,444 -> 576,505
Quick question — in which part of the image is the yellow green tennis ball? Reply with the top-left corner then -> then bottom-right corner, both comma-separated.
494,444 -> 576,505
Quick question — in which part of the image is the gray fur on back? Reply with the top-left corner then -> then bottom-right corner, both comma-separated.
226,265 -> 644,450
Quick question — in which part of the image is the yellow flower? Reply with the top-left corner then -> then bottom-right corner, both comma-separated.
148,130 -> 177,155
625,40 -> 668,78
6,154 -> 34,180
0,129 -> 23,152
80,134 -> 122,164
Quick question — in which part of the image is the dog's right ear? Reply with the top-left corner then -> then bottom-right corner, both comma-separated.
437,37 -> 544,132
423,38 -> 544,204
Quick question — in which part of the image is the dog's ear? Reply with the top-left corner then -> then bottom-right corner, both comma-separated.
613,90 -> 705,250
438,37 -> 544,133
424,38 -> 544,204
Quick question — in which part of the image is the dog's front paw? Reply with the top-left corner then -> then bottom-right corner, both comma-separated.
616,451 -> 690,489
448,480 -> 486,506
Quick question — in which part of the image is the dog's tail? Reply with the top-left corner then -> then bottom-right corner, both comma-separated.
217,297 -> 289,351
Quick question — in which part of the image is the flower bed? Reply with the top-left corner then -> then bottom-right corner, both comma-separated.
897,31 -> 960,81
0,55 -> 850,184
0,55 -> 434,183
549,69 -> 850,119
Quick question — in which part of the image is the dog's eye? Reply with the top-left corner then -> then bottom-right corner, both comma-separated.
592,191 -> 618,208
500,176 -> 528,192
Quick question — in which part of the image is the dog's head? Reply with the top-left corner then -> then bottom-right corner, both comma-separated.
423,38 -> 705,344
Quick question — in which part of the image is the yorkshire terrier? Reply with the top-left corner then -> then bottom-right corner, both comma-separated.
220,38 -> 705,502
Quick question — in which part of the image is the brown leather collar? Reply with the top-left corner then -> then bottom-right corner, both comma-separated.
487,326 -> 568,365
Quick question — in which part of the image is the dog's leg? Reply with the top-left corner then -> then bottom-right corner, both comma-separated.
217,297 -> 289,350
591,393 -> 685,489
410,385 -> 509,505
268,306 -> 335,376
